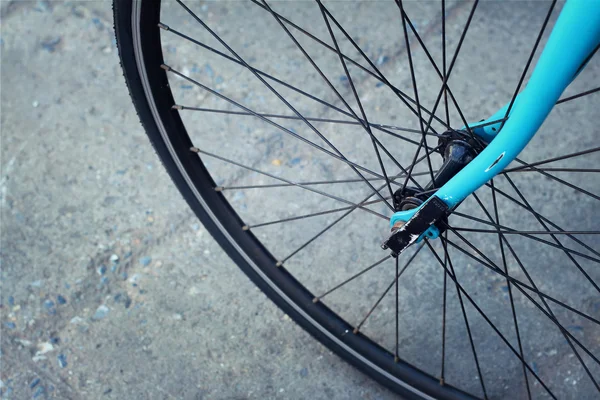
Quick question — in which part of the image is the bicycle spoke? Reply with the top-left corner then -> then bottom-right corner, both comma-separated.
416,0 -> 480,144
452,212 -> 600,263
249,0 -> 451,134
502,173 -> 600,294
263,0 -> 425,193
318,0 -> 395,199
480,182 -> 600,259
216,170 -> 435,191
473,186 -> 599,392
313,255 -> 392,302
432,240 -> 488,399
396,0 -> 437,187
448,227 -> 600,389
165,65 -> 400,185
176,0 -> 396,211
451,228 -> 600,235
498,1 -> 556,131
246,197 -> 389,229
174,106 -> 425,134
482,184 -> 531,398
427,242 -> 557,399
395,256 -> 400,362
503,146 -> 600,172
442,233 -> 600,326
399,0 -> 480,191
263,0 -> 419,202
501,246 -> 600,391
442,0 -> 450,128
440,230 -> 448,385
161,24 -> 429,146
557,87 -> 600,104
353,243 -> 425,334
512,160 -> 600,201
402,9 -> 479,144
315,1 -> 455,138
399,136 -> 427,194
191,147 -> 388,220
510,168 -> 600,173
279,178 -> 397,264
470,117 -> 508,130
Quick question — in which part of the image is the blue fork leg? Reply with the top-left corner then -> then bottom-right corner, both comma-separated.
390,0 -> 600,229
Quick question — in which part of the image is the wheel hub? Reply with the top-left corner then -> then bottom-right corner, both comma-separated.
383,131 -> 477,256
393,131 -> 478,211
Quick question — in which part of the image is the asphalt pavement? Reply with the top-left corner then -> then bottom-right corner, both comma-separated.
1,1 -> 599,399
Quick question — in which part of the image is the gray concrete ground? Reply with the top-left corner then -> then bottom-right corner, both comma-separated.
1,1 -> 599,399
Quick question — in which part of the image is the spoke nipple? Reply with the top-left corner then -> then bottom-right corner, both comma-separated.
160,64 -> 171,71
312,297 -> 319,303
172,104 -> 184,110
439,378 -> 445,386
276,261 -> 283,267
157,22 -> 170,31
352,327 -> 359,334
214,186 -> 223,191
242,225 -> 249,231
190,146 -> 200,153
394,356 -> 399,363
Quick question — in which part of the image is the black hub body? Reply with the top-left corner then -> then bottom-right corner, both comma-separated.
393,131 -> 478,212
384,131 -> 478,256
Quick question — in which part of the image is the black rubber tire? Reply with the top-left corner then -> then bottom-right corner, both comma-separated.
113,2 -> 476,399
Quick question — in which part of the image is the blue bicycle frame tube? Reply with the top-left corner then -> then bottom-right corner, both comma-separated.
390,0 -> 600,228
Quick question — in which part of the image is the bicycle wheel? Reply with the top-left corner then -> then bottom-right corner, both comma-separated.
114,1 -> 600,398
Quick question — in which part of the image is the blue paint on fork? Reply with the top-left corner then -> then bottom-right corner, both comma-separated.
389,0 -> 600,231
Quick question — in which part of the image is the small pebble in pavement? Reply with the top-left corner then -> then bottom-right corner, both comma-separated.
8,296 -> 14,306
40,37 -> 61,52
32,385 -> 45,399
204,63 -> 214,77
30,378 -> 40,389
128,274 -> 140,284
97,265 -> 107,275
4,321 -> 16,330
36,342 -> 54,355
139,256 -> 152,267
377,55 -> 389,66
92,305 -> 109,321
57,354 -> 68,368
300,367 -> 308,378
43,299 -> 56,315
110,254 -> 119,263
92,17 -> 103,29
57,295 -> 67,305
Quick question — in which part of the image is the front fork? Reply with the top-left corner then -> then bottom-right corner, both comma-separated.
384,0 -> 600,257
